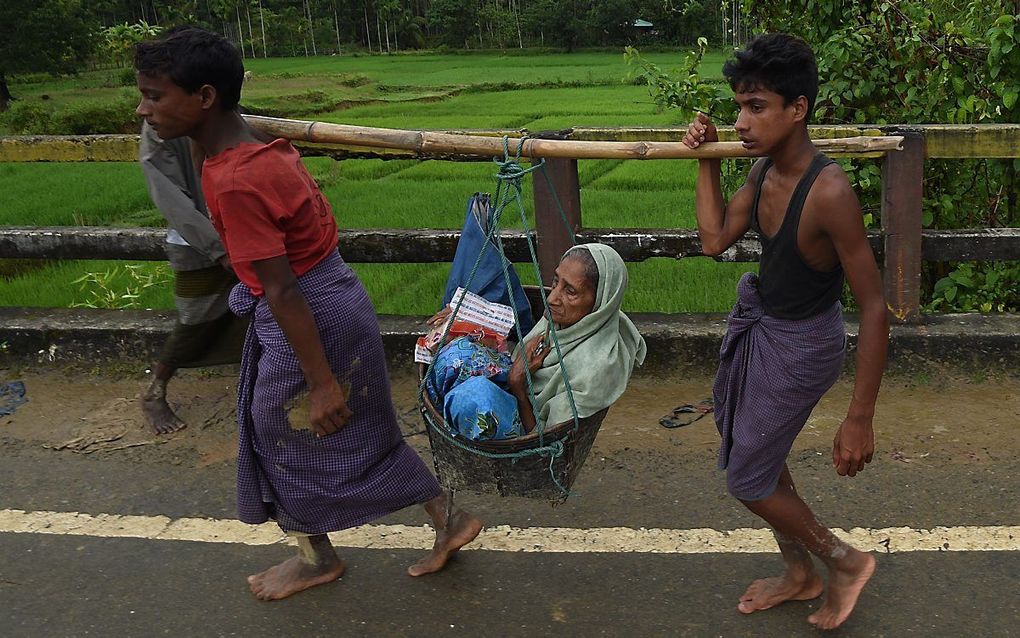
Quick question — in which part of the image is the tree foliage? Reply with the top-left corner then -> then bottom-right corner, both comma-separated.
751,0 -> 1019,309
625,36 -> 727,122
0,0 -> 96,108
630,0 -> 1020,311
101,21 -> 163,66
61,0 -> 732,59
748,0 -> 1018,127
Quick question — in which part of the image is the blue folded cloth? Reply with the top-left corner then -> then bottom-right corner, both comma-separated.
442,193 -> 535,338
444,376 -> 522,442
0,381 -> 27,416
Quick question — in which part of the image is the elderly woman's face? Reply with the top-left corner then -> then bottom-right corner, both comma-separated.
548,257 -> 596,327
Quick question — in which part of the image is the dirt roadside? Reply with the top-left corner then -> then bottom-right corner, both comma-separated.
2,365 -> 1016,471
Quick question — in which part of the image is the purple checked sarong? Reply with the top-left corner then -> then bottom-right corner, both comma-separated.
713,273 -> 846,501
229,250 -> 441,534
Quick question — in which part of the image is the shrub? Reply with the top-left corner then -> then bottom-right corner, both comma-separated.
50,93 -> 138,134
337,73 -> 371,88
98,67 -> 138,88
119,67 -> 137,87
0,100 -> 55,134
71,263 -> 173,309
8,73 -> 51,85
924,262 -> 1020,313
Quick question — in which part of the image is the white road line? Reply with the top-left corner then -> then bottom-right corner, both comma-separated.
1,509 -> 1017,554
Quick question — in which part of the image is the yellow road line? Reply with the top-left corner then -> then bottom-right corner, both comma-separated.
1,509 -> 1016,554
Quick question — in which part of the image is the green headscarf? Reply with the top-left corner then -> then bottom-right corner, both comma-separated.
517,243 -> 647,428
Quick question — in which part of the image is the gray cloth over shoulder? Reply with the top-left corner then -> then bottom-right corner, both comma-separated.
139,121 -> 225,271
713,272 -> 846,501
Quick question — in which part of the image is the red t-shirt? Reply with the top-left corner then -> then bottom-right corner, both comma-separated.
201,139 -> 338,296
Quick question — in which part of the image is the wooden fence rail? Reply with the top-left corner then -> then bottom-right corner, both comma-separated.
3,227 -> 1020,264
2,121 -> 1019,323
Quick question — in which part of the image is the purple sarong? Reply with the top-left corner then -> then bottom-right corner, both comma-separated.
229,250 -> 441,534
713,273 -> 846,501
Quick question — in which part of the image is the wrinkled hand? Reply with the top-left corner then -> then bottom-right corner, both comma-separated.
832,417 -> 874,477
682,112 -> 718,149
309,379 -> 353,438
425,306 -> 452,328
509,332 -> 550,389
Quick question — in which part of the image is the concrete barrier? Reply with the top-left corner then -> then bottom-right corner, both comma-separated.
2,308 -> 1017,375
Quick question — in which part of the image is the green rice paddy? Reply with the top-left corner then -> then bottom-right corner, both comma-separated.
0,50 -> 755,314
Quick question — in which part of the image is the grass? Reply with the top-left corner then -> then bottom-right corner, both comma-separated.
0,260 -> 173,309
318,85 -> 684,130
1,51 -> 724,131
0,163 -> 156,226
242,51 -> 726,87
0,50 -> 754,314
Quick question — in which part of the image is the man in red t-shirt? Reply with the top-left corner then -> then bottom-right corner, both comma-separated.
200,138 -> 339,294
135,26 -> 481,601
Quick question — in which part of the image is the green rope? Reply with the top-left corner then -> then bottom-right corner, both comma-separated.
489,136 -> 548,444
416,135 -> 583,497
490,137 -> 583,443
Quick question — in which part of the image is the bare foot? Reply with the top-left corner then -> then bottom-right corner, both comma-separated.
808,551 -> 876,630
247,555 -> 345,601
407,509 -> 483,576
738,572 -> 824,614
141,395 -> 186,435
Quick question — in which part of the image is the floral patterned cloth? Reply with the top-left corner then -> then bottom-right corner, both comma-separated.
427,336 -> 512,401
426,336 -> 521,441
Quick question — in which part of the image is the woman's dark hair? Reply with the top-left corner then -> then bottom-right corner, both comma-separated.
722,33 -> 818,119
562,246 -> 599,291
134,26 -> 244,111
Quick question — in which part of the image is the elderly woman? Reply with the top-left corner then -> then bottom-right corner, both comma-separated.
427,243 -> 646,440
510,243 -> 646,433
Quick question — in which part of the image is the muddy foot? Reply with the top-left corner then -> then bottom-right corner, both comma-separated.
808,551 -> 876,630
247,556 -> 345,601
141,395 -> 186,435
738,573 -> 824,614
407,510 -> 483,576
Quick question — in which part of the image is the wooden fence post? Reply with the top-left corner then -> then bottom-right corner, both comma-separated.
881,130 -> 926,323
533,158 -> 582,285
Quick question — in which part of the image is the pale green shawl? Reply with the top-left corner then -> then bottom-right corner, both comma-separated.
517,243 -> 647,428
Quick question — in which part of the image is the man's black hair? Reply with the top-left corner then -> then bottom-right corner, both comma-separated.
134,26 -> 244,110
723,33 -> 818,120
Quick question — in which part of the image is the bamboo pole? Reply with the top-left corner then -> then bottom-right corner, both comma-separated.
244,115 -> 905,159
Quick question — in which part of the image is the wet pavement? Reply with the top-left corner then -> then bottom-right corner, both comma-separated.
1,366 -> 1018,636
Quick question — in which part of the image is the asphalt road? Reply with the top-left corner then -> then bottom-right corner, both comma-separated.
1,368 -> 1018,636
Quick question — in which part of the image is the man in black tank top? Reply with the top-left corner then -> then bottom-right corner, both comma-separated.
682,33 -> 889,630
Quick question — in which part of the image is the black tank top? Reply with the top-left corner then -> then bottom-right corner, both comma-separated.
750,153 -> 844,320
